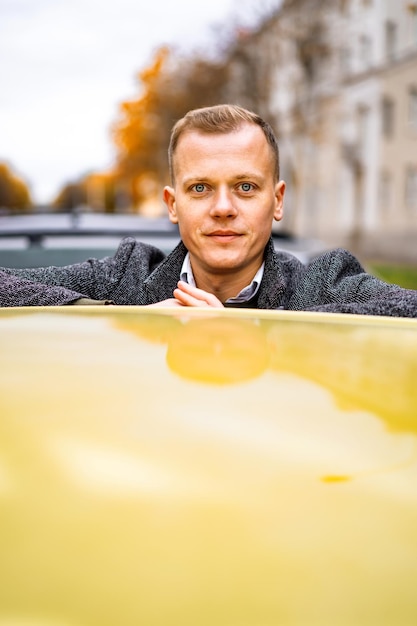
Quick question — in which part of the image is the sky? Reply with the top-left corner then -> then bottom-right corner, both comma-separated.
0,0 -> 278,204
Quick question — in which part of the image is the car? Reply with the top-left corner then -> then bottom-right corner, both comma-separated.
0,212 -> 182,268
0,212 -> 324,268
1,304 -> 416,624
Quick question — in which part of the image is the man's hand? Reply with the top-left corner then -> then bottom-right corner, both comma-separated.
146,282 -> 224,308
173,281 -> 224,308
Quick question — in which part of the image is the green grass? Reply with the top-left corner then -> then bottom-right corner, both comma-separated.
368,264 -> 417,290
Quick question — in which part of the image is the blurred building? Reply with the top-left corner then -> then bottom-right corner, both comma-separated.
225,0 -> 417,262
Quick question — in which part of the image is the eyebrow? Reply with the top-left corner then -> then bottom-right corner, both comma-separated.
234,173 -> 263,181
182,177 -> 207,185
182,172 -> 264,186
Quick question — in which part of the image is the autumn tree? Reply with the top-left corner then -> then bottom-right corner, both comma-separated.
53,172 -> 119,213
0,162 -> 32,212
112,46 -> 228,211
53,182 -> 87,211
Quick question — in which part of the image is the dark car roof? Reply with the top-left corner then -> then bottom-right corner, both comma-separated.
0,212 -> 323,267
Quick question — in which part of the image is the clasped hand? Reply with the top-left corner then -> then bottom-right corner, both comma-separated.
148,280 -> 224,308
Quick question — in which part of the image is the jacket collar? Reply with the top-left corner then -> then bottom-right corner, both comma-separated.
144,240 -> 188,304
257,238 -> 289,309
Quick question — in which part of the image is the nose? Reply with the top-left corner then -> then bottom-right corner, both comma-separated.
209,186 -> 238,219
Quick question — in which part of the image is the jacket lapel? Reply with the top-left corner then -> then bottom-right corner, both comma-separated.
143,241 -> 188,304
258,239 -> 289,309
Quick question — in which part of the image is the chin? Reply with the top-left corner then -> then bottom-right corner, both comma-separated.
205,255 -> 245,270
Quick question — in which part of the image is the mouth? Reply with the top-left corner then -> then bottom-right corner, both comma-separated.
206,231 -> 243,243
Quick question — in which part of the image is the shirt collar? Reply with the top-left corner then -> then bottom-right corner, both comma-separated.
180,253 -> 264,304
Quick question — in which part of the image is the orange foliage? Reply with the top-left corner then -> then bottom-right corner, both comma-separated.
0,162 -> 32,212
114,47 -> 171,181
53,171 -> 121,213
112,46 -> 229,210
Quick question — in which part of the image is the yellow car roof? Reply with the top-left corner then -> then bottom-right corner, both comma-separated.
1,307 -> 417,625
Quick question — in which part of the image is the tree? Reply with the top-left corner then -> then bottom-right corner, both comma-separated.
112,46 -> 228,210
53,172 -> 118,213
52,181 -> 87,212
112,47 -> 171,208
0,162 -> 32,211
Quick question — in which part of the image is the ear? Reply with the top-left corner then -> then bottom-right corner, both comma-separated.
273,180 -> 285,222
163,186 -> 178,224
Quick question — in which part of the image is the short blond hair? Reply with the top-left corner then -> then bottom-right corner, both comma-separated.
168,104 -> 280,183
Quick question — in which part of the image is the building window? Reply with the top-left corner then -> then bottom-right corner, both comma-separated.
405,166 -> 417,209
379,171 -> 392,214
339,0 -> 349,13
385,20 -> 397,60
340,47 -> 351,74
356,104 -> 370,159
359,35 -> 372,67
381,97 -> 395,138
408,86 -> 417,129
379,170 -> 392,213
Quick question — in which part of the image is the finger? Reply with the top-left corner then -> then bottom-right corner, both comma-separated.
176,281 -> 223,307
176,282 -> 224,307
174,285 -> 223,308
173,289 -> 209,307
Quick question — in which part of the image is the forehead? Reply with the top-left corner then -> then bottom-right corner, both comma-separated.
172,124 -> 274,179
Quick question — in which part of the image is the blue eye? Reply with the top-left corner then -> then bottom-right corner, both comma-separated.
193,183 -> 206,193
240,183 -> 253,192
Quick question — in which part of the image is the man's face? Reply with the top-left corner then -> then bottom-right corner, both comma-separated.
163,123 -> 285,281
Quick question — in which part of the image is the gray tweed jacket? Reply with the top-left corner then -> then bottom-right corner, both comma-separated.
0,237 -> 416,316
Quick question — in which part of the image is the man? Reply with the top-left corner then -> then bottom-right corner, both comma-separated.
0,104 -> 416,316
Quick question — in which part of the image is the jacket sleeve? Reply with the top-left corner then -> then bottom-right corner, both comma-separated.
0,270 -> 91,307
0,237 -> 146,307
290,248 -> 417,318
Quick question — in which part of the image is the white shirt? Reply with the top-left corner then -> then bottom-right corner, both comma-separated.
180,253 -> 265,305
